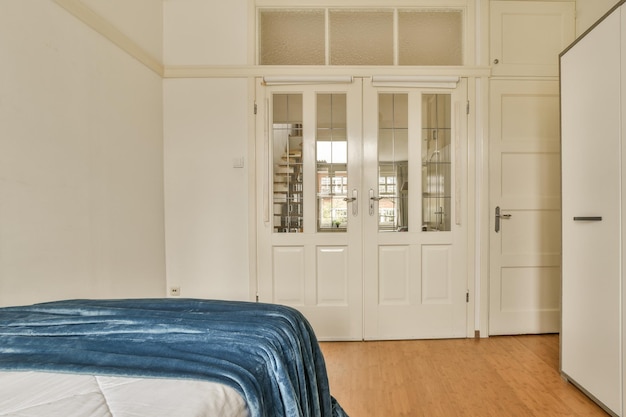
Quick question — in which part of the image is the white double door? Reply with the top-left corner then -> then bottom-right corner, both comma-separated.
255,77 -> 468,340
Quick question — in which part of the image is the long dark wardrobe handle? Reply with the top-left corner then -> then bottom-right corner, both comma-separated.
573,217 -> 602,221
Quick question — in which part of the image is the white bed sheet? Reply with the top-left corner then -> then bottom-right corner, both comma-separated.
0,371 -> 249,417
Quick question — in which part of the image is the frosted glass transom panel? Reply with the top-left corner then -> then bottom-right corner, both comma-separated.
259,10 -> 325,65
398,10 -> 463,66
329,10 -> 393,65
258,8 -> 464,66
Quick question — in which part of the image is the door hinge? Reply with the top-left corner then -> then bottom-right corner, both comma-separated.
256,293 -> 259,302
466,291 -> 469,303
466,100 -> 470,115
254,102 -> 258,115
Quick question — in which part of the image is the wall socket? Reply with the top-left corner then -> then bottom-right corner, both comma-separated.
169,286 -> 181,296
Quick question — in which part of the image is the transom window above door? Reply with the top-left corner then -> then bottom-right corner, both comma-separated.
258,8 -> 463,66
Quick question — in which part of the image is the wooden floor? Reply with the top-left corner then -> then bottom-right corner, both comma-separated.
320,335 -> 609,417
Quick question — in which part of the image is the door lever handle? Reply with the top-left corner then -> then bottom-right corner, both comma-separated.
495,206 -> 511,233
369,189 -> 382,216
343,189 -> 358,216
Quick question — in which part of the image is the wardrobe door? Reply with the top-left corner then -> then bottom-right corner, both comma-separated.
561,8 -> 622,415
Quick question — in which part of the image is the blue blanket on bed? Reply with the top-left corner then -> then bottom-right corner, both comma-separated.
0,298 -> 348,417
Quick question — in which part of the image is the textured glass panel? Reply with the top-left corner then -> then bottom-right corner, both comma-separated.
317,94 -> 348,232
422,94 -> 452,231
273,94 -> 304,233
260,10 -> 325,65
330,10 -> 393,65
378,94 -> 409,232
399,10 -> 463,66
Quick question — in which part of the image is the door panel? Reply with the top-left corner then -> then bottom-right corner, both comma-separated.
422,245 -> 453,304
316,246 -> 349,306
272,246 -> 305,305
490,1 -> 575,76
489,80 -> 561,335
378,245 -> 410,305
256,80 -> 363,341
363,81 -> 468,340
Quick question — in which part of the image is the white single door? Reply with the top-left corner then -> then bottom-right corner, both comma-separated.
255,79 -> 363,340
488,80 -> 562,335
362,80 -> 469,340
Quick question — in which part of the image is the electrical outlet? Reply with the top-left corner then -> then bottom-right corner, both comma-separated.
169,286 -> 181,296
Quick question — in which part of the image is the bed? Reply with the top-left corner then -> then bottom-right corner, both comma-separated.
0,298 -> 348,417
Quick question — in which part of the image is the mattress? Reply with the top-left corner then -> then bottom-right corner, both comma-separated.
0,371 -> 249,417
0,299 -> 349,417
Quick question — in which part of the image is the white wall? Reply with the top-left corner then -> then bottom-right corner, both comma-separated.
0,0 -> 165,307
575,0 -> 619,36
81,0 -> 163,62
163,0 -> 249,66
163,79 -> 250,300
163,0 -> 251,300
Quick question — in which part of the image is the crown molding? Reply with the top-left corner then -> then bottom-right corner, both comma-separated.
53,0 -> 164,77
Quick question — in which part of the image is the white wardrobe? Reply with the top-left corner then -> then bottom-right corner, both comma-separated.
560,1 -> 626,416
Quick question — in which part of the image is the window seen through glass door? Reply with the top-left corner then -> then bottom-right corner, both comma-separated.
422,94 -> 451,231
378,93 -> 409,232
317,94 -> 348,232
272,94 -> 303,233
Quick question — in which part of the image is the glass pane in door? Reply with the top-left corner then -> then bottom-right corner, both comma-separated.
317,94 -> 348,232
273,94 -> 303,233
422,94 -> 451,231
378,93 -> 409,232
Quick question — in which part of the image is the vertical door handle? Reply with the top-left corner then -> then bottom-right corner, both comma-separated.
495,206 -> 512,233
369,189 -> 382,216
343,189 -> 358,216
